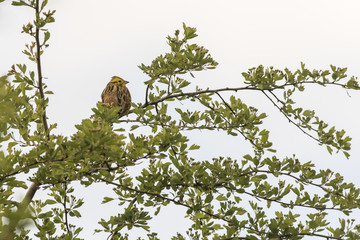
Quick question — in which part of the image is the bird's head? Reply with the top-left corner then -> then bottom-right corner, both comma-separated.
110,76 -> 129,86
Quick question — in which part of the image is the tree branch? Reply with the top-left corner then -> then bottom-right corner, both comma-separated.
119,119 -> 246,131
261,90 -> 321,143
254,169 -> 360,210
100,178 -> 344,240
8,2 -> 50,235
63,181 -> 70,233
215,92 -> 236,115
141,86 -> 259,108
145,84 -> 150,105
100,178 -> 234,224
35,0 -> 49,139
0,182 -> 39,239
140,80 -> 359,110
155,103 -> 179,159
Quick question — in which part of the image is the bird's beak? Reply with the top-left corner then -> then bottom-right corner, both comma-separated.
124,80 -> 129,84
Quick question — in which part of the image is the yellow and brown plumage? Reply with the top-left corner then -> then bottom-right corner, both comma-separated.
101,76 -> 131,117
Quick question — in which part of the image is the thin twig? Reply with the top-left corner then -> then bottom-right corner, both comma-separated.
194,95 -> 258,149
119,119 -> 246,131
261,90 -> 321,143
268,90 -> 318,132
101,178 -> 232,223
35,0 -> 49,140
167,76 -> 171,95
141,86 -> 259,108
63,181 -> 70,233
145,84 -> 150,105
155,103 -> 179,159
140,80 -> 358,110
215,92 -> 236,115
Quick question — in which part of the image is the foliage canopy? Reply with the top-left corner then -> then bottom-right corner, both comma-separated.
1,1 -> 360,239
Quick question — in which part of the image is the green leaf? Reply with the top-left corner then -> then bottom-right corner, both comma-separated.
189,144 -> 200,150
326,145 -> 333,155
216,194 -> 227,201
178,80 -> 191,88
70,210 -> 82,218
44,199 -> 57,205
205,194 -> 213,203
193,212 -> 204,220
44,31 -> 50,42
102,197 -> 114,204
40,0 -> 48,11
130,125 -> 139,131
11,1 -> 29,6
154,206 -> 161,216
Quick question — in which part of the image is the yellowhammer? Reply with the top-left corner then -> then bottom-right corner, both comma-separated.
101,76 -> 131,117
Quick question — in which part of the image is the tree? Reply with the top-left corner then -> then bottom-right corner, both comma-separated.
1,0 -> 360,239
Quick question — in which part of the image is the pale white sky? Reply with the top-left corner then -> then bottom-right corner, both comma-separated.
1,0 -> 360,239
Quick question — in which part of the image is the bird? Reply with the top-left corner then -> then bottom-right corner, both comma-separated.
101,76 -> 131,117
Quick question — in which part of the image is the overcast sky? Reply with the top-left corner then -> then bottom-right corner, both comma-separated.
1,0 -> 360,239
